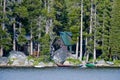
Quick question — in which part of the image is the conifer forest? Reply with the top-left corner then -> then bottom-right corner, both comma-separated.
0,0 -> 120,62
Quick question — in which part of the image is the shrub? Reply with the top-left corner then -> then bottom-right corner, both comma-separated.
66,58 -> 81,65
114,60 -> 120,65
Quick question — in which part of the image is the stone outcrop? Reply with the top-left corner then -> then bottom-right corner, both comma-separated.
8,51 -> 27,66
0,57 -> 9,65
52,48 -> 71,64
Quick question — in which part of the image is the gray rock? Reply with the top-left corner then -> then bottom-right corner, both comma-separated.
12,60 -> 20,66
97,60 -> 106,64
28,59 -> 34,66
63,61 -> 71,65
0,57 -> 9,65
34,62 -> 45,68
24,59 -> 29,66
8,51 -> 27,66
53,48 -> 71,64
47,62 -> 55,67
96,60 -> 109,66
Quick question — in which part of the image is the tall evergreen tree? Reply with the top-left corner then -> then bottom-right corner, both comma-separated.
0,0 -> 11,56
110,0 -> 120,59
53,0 -> 68,34
22,0 -> 42,55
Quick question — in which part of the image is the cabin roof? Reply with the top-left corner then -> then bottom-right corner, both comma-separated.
59,32 -> 72,46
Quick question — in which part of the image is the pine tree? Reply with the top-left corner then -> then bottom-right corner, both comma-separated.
53,0 -> 68,34
0,0 -> 11,56
110,0 -> 120,59
65,0 -> 80,59
22,0 -> 42,55
79,0 -> 83,61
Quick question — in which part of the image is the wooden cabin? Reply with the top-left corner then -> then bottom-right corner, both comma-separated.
52,32 -> 74,53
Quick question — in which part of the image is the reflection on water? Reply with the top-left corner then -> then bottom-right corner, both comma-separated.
0,67 -> 120,80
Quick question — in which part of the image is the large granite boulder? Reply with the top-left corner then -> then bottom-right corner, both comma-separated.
8,51 -> 27,66
0,57 -> 9,66
53,48 -> 71,64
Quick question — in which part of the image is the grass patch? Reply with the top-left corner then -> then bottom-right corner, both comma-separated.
114,60 -> 120,65
27,55 -> 53,65
66,58 -> 81,65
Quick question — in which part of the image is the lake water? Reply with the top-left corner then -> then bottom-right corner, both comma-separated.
0,67 -> 120,80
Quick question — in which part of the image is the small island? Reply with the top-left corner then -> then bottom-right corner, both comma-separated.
0,0 -> 120,68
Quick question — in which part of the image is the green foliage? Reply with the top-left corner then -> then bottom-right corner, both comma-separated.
0,26 -> 12,50
66,58 -> 81,65
14,6 -> 28,18
70,25 -> 79,43
27,55 -> 51,65
114,60 -> 120,65
53,0 -> 68,33
40,34 -> 50,55
17,28 -> 27,46
0,0 -> 120,62
110,0 -> 120,57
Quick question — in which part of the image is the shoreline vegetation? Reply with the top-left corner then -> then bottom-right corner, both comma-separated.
0,57 -> 120,68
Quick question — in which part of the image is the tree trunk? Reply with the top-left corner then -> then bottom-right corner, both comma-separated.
93,2 -> 97,63
79,0 -> 83,61
2,0 -> 6,30
0,46 -> 3,57
93,35 -> 96,63
45,0 -> 48,34
87,0 -> 94,61
90,0 -> 93,34
45,20 -> 49,34
13,18 -> 16,51
85,37 -> 89,62
37,43 -> 40,57
30,28 -> 33,55
19,22 -> 22,33
86,53 -> 89,62
75,37 -> 79,59
102,1 -> 105,57
37,16 -> 41,57
0,0 -> 6,56
45,0 -> 51,34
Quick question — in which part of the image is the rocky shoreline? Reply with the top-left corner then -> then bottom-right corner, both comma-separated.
0,65 -> 120,68
0,51 -> 120,68
0,61 -> 120,68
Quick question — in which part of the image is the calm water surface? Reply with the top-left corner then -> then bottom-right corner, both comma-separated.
0,67 -> 120,80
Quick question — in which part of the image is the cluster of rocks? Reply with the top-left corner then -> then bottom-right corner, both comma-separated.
95,60 -> 115,67
0,51 -> 31,66
0,48 -> 75,67
0,51 -> 56,67
0,50 -> 118,68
